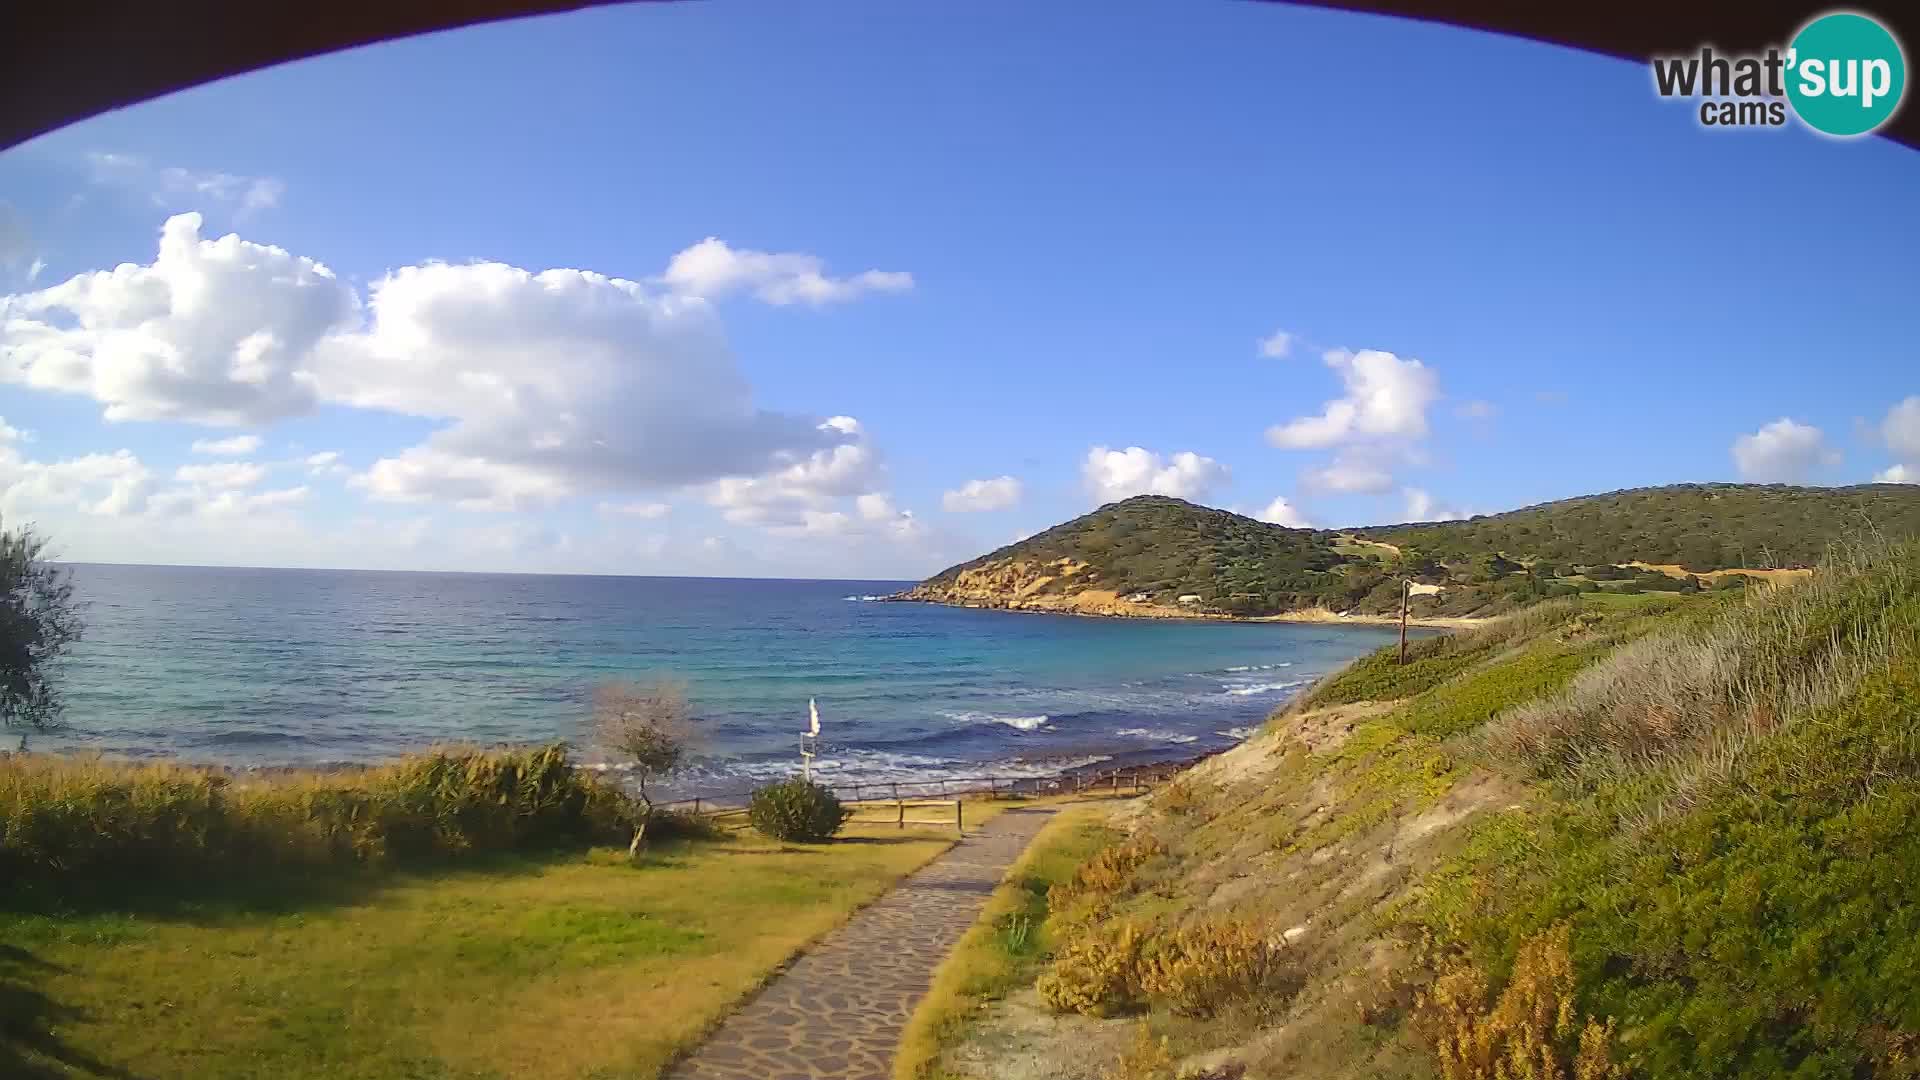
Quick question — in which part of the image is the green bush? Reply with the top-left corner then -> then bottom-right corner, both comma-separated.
0,743 -> 648,888
746,778 -> 850,842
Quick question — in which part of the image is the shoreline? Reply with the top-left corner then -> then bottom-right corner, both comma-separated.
3,736 -> 1241,804
883,593 -> 1483,630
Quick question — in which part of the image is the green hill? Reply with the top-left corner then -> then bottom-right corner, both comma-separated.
903,484 -> 1920,619
1368,482 -> 1920,571
911,538 -> 1920,1080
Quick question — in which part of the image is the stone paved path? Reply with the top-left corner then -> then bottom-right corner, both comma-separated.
666,807 -> 1060,1080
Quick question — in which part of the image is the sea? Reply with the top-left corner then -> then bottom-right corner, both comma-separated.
36,564 -> 1410,797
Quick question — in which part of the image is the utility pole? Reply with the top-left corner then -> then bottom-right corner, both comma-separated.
1398,578 -> 1410,666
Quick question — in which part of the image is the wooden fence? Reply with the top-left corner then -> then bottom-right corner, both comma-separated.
659,751 -> 1219,835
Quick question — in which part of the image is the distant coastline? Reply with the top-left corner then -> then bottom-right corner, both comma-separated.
885,590 -> 1481,629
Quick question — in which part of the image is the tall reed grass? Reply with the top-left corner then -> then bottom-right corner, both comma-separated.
0,743 -> 652,887
1486,537 -> 1920,825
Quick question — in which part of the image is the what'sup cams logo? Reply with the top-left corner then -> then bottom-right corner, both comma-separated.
1652,10 -> 1907,136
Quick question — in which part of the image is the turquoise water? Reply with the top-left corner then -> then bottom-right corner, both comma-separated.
43,565 -> 1407,794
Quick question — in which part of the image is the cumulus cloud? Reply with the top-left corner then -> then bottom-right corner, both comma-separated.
0,444 -> 152,517
87,152 -> 284,214
321,261 -> 858,510
1,213 -> 355,424
1257,329 -> 1293,359
1257,496 -> 1312,528
659,237 -> 912,306
1730,418 -> 1840,483
942,476 -> 1023,512
1083,446 -> 1229,504
175,461 -> 267,489
1301,455 -> 1396,494
1878,396 -> 1920,475
3,217 -> 921,532
191,434 -> 263,455
1877,464 -> 1917,484
1267,348 -> 1440,450
1403,487 -> 1467,523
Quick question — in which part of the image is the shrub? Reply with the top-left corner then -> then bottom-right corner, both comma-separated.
1137,916 -> 1292,1018
1416,924 -> 1624,1080
1103,1022 -> 1176,1080
0,744 -> 645,888
1046,834 -> 1164,917
746,778 -> 850,842
0,520 -> 84,731
591,679 -> 693,855
1037,921 -> 1145,1016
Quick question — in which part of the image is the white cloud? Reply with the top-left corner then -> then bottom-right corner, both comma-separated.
705,425 -> 884,526
1403,487 -> 1466,522
1257,496 -> 1312,527
1301,455 -> 1396,494
1,213 -> 355,424
1880,397 -> 1920,462
1730,418 -> 1840,483
1083,446 -> 1229,504
597,500 -> 672,519
25,258 -> 45,284
87,152 -> 284,215
4,218 -> 920,534
1267,348 -> 1440,450
303,450 -> 348,476
322,259 -> 859,510
175,461 -> 267,489
942,476 -> 1023,512
191,434 -> 263,455
1257,329 -> 1293,359
659,237 -> 912,306
1876,464 -> 1917,484
1456,399 -> 1497,420
352,447 -> 567,512
0,445 -> 153,517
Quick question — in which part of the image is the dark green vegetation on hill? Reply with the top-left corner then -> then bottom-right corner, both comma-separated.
929,540 -> 1920,1080
909,484 -> 1920,618
1364,482 -> 1920,571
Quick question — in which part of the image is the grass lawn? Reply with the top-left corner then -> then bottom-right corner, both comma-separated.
2,806 -> 1021,1080
893,804 -> 1120,1080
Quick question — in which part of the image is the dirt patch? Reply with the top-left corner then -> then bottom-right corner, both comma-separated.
1624,561 -> 1814,585
941,986 -> 1134,1080
1276,701 -> 1400,756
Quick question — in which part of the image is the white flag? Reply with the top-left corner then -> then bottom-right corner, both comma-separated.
806,697 -> 821,738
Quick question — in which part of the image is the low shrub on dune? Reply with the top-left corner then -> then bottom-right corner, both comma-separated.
0,742 -> 656,888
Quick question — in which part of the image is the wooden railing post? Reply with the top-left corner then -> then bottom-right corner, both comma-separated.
693,797 -> 702,815
955,799 -> 963,836
897,795 -> 905,829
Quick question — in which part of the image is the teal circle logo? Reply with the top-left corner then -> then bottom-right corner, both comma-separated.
1786,12 -> 1907,136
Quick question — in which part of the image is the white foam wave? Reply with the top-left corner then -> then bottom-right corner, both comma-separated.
1214,725 -> 1257,740
843,594 -> 891,602
661,749 -> 1113,796
1223,679 -> 1309,697
940,710 -> 1051,732
1116,727 -> 1201,744
1224,662 -> 1293,672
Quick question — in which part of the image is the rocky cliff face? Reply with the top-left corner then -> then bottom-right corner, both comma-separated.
897,556 -> 1202,618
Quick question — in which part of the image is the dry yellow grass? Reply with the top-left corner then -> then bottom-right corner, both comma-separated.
4,803 -> 1025,1080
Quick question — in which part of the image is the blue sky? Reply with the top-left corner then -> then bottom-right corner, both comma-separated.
1,0 -> 1916,578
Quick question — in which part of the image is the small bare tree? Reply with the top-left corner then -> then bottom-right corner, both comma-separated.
592,679 -> 692,857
